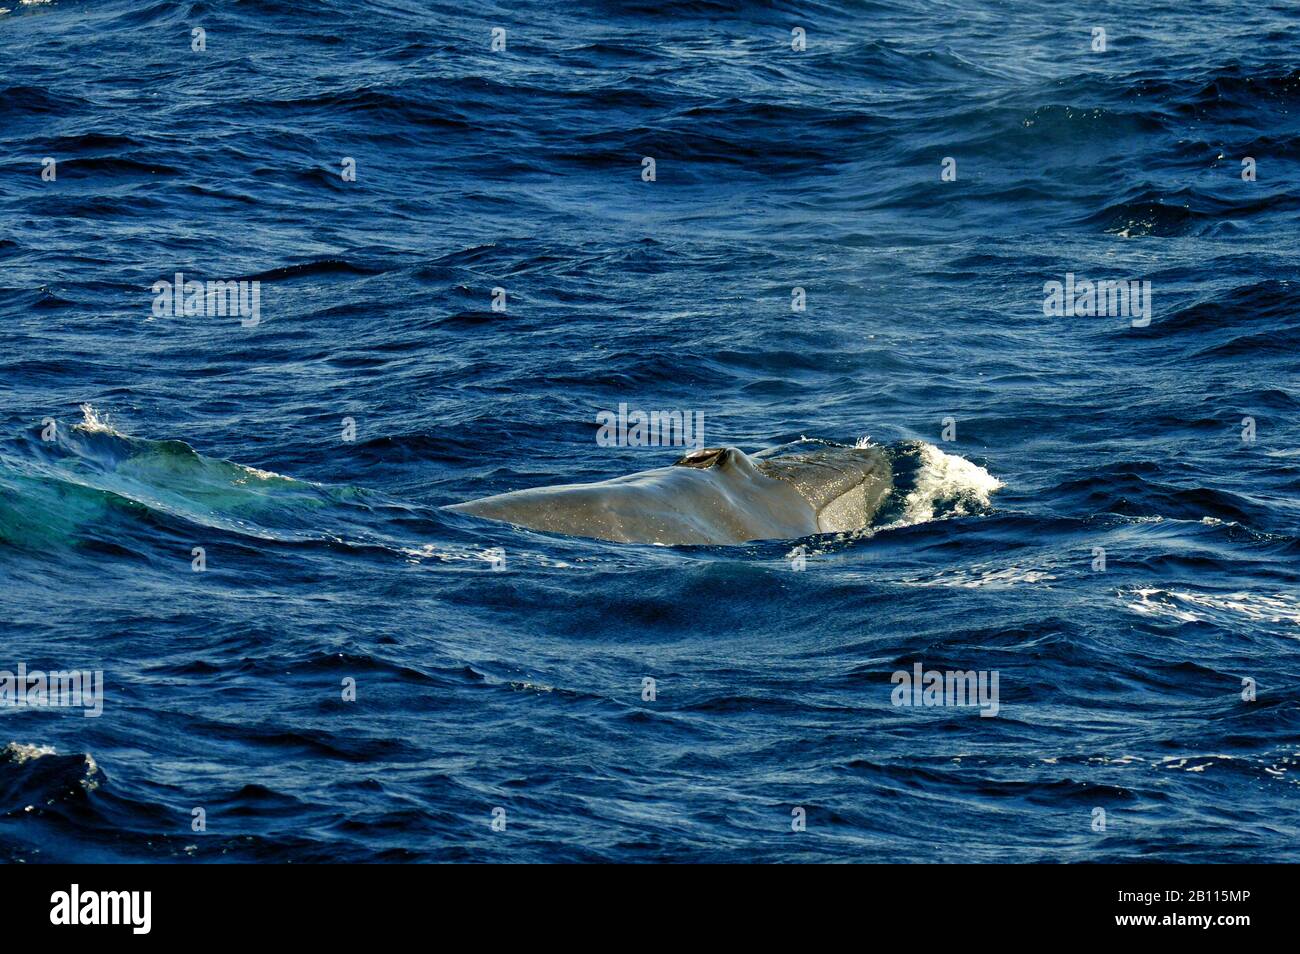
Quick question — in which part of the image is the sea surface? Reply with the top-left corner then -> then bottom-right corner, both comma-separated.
1,0 -> 1298,862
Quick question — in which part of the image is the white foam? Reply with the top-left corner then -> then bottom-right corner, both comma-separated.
82,752 -> 101,791
1157,755 -> 1234,773
898,564 -> 1055,589
2,742 -> 55,763
233,463 -> 290,483
885,442 -> 1003,528
73,403 -> 126,437
400,543 -> 573,569
1123,588 -> 1300,627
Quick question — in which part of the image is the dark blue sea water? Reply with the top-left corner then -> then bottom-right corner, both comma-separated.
2,0 -> 1298,863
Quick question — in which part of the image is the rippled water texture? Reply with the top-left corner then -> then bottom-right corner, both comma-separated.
1,0 -> 1298,861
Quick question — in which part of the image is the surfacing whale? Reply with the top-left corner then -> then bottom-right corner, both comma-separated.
445,445 -> 893,545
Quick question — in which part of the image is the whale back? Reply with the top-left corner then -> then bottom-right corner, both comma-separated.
447,445 -> 893,545
756,446 -> 892,533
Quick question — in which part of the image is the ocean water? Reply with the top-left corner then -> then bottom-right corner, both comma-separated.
1,0 -> 1298,863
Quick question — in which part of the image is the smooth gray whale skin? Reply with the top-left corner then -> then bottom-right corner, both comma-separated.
445,446 -> 893,545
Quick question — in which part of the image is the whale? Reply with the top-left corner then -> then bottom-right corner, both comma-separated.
445,445 -> 893,545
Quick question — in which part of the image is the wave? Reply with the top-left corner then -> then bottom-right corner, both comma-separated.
0,84 -> 90,117
1083,185 -> 1300,238
233,258 -> 385,283
55,156 -> 181,178
0,742 -> 102,817
1134,279 -> 1300,360
1123,587 -> 1300,630
0,405 -> 385,551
